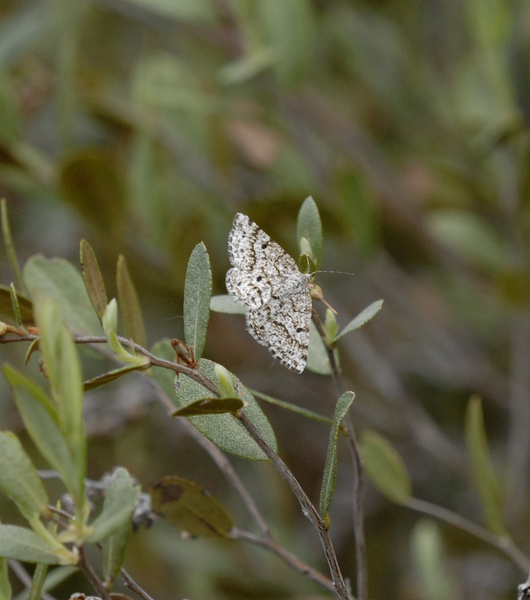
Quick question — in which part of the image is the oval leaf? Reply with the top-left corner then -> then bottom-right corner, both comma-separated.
183,243 -> 212,359
3,365 -> 79,499
320,392 -> 355,516
297,196 -> 323,269
151,476 -> 232,538
172,397 -> 244,417
465,396 -> 506,536
102,522 -> 131,587
151,340 -> 277,460
35,298 -> 86,491
0,525 -> 59,564
306,321 -> 332,375
23,256 -> 103,335
83,364 -> 150,391
333,300 -> 383,343
0,431 -> 49,520
116,255 -> 146,348
86,468 -> 141,544
210,294 -> 246,315
360,431 -> 412,505
80,239 -> 108,323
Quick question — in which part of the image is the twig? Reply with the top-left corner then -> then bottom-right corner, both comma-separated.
78,546 -> 111,600
3,330 -> 350,598
238,412 -> 353,600
231,527 -> 337,594
120,567 -> 156,600
312,309 -> 368,600
407,497 -> 530,572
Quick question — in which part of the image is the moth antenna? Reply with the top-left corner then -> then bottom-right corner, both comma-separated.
310,269 -> 355,277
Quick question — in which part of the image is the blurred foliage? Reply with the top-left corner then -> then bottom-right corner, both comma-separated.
1,0 -> 530,598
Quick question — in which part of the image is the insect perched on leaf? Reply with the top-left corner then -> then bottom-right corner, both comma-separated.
226,213 -> 314,374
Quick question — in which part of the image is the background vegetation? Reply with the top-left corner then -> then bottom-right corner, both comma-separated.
1,0 -> 530,599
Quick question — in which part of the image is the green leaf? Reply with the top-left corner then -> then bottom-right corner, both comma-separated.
411,520 -> 454,600
297,196 -> 323,270
0,525 -> 59,564
465,396 -> 507,536
35,298 -> 86,490
83,364 -> 150,391
23,256 -> 103,335
360,431 -> 412,505
1,200 -> 24,293
116,255 -> 147,348
306,321 -> 337,375
210,294 -> 246,315
151,476 -> 233,538
333,300 -> 384,343
0,431 -> 49,520
102,519 -> 132,587
152,341 -> 277,460
0,284 -> 33,324
3,365 -> 79,498
183,243 -> 212,360
28,564 -> 48,600
0,556 -> 10,600
80,239 -> 108,323
172,397 -> 244,417
320,392 -> 355,516
86,468 -> 140,544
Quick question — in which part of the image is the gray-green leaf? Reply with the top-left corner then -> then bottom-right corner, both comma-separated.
0,432 -> 49,520
319,392 -> 354,516
333,300 -> 383,343
151,341 -> 277,460
23,256 -> 103,335
3,365 -> 79,499
465,396 -> 507,536
297,196 -> 323,270
360,431 -> 412,505
184,243 -> 212,360
0,525 -> 59,564
210,294 -> 246,315
86,467 -> 140,544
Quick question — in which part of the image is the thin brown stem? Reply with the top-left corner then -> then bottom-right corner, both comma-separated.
311,309 -> 368,600
231,527 -> 337,595
238,412 -> 353,600
407,497 -> 530,572
120,567 -> 156,600
78,546 -> 111,600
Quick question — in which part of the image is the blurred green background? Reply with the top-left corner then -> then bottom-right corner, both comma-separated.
1,0 -> 530,598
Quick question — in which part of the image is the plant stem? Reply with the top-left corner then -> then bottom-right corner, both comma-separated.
239,412 -> 353,600
407,497 -> 530,572
231,527 -> 338,594
312,309 -> 368,600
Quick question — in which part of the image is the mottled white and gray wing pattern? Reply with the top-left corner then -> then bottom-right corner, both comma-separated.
226,213 -> 311,373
